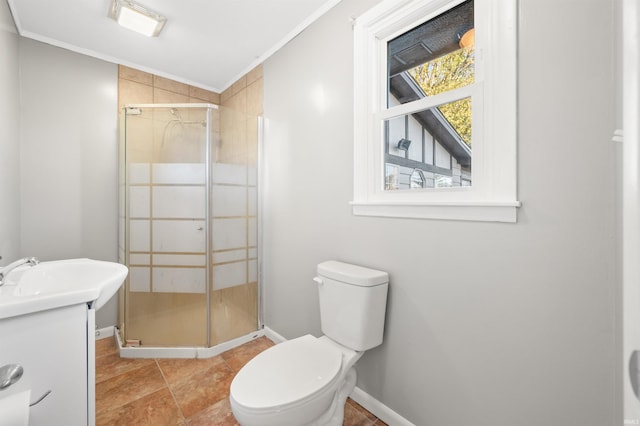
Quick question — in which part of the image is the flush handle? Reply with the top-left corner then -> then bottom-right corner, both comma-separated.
313,277 -> 323,286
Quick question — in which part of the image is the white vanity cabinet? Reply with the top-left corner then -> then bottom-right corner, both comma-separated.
0,258 -> 127,425
0,303 -> 95,425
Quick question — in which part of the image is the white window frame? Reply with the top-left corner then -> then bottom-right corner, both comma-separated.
352,0 -> 519,222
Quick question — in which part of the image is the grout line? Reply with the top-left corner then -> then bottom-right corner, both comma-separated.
155,358 -> 189,425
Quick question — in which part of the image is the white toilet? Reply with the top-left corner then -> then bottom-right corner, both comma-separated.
229,260 -> 389,426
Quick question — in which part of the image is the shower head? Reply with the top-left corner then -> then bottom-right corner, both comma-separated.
170,108 -> 182,121
168,108 -> 205,126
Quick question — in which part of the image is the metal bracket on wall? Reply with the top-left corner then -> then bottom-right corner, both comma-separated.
0,364 -> 23,391
0,364 -> 52,407
630,350 -> 640,400
613,128 -> 624,143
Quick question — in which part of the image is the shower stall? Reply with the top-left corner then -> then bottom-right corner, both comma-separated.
117,103 -> 261,352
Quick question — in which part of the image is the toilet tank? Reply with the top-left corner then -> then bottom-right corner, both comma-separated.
316,261 -> 389,351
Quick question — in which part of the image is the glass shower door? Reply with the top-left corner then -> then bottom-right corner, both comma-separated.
122,105 -> 209,347
119,104 -> 261,349
209,108 -> 260,345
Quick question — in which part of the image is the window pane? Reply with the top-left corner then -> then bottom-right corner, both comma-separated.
410,169 -> 426,188
406,46 -> 474,100
385,164 -> 399,190
438,97 -> 471,147
387,0 -> 474,107
384,99 -> 472,191
435,174 -> 453,188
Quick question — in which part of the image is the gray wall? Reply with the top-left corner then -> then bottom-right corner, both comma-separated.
18,39 -> 118,262
0,1 -> 21,267
18,39 -> 119,327
262,0 -> 620,425
0,31 -> 120,327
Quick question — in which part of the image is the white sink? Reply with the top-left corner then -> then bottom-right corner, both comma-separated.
0,259 -> 128,319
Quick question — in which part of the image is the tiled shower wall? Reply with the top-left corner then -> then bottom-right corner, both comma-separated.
118,66 -> 221,107
220,65 -> 263,165
215,66 -> 263,344
218,71 -> 263,275
117,66 -> 263,346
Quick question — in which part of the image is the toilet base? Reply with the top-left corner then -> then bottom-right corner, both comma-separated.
305,367 -> 357,426
230,336 -> 364,426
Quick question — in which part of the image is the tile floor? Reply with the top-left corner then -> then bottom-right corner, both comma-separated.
95,335 -> 388,426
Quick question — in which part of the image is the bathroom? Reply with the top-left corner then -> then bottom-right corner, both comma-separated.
0,0 -> 627,425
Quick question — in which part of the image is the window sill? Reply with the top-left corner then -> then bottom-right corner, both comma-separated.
350,200 -> 521,223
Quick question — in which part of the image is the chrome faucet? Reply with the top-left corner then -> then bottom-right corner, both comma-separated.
0,257 -> 39,286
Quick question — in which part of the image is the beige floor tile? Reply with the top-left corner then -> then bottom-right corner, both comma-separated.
96,363 -> 166,414
95,353 -> 156,384
188,397 -> 240,426
220,336 -> 274,372
347,398 -> 378,423
171,362 -> 235,418
95,336 -> 118,358
157,355 -> 227,386
343,400 -> 378,426
96,387 -> 184,426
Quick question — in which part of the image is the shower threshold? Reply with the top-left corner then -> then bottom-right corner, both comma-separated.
115,327 -> 266,359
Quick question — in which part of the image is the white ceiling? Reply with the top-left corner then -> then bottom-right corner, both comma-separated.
7,0 -> 341,92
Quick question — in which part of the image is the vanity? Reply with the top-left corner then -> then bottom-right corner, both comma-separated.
0,259 -> 128,426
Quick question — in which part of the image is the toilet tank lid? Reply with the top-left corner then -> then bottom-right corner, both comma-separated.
317,261 -> 388,287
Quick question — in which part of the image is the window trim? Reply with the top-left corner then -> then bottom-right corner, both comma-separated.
352,0 -> 519,223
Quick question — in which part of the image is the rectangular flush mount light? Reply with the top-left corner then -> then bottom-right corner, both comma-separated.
109,0 -> 166,37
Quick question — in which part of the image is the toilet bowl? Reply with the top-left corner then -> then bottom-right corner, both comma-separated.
230,261 -> 389,426
230,335 -> 362,426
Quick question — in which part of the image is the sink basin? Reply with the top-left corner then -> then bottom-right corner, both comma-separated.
0,259 -> 128,319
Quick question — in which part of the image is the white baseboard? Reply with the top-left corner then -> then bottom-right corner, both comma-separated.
263,327 -> 414,426
263,326 -> 286,343
95,326 -> 115,340
350,387 -> 415,426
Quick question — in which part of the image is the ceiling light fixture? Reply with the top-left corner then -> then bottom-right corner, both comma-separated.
109,0 -> 166,37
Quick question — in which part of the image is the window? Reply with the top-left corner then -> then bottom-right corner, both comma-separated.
410,169 -> 426,188
352,0 -> 519,222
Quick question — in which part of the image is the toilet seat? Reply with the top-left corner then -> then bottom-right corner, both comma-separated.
230,335 -> 343,414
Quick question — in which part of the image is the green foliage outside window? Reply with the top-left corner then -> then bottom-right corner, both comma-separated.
408,47 -> 474,147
